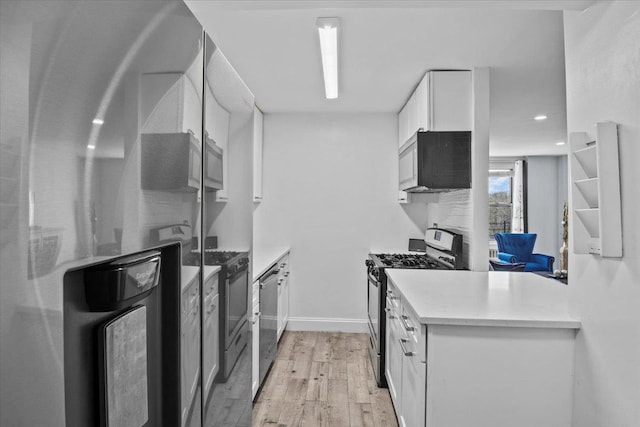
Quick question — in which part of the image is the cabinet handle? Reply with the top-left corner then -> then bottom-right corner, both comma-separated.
399,338 -> 414,357
400,315 -> 415,332
277,278 -> 284,285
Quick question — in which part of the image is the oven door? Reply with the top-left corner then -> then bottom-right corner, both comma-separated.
225,266 -> 248,344
367,271 -> 380,353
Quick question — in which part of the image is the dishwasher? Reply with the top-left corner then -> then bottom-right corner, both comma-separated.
258,263 -> 279,387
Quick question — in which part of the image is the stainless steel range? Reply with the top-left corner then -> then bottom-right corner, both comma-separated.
202,250 -> 250,381
366,227 -> 464,387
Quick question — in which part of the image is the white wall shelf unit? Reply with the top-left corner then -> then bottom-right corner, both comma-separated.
569,122 -> 622,257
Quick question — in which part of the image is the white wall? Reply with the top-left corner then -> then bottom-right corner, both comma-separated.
527,155 -> 568,268
253,113 -> 428,330
564,2 -> 640,426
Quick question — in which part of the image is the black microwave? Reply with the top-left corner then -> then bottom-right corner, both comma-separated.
399,130 -> 471,192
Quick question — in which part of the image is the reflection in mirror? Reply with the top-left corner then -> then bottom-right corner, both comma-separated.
201,33 -> 254,426
1,1 -> 204,425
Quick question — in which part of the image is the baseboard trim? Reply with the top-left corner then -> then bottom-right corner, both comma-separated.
286,317 -> 368,333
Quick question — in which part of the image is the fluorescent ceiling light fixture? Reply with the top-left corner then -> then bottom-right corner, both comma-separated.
534,115 -> 547,121
556,141 -> 566,146
489,169 -> 512,173
316,17 -> 339,99
87,144 -> 96,150
92,118 -> 104,125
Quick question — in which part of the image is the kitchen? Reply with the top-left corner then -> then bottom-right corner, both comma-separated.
1,1 -> 639,427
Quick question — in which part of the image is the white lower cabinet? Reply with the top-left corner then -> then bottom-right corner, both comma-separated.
386,282 -> 426,427
276,252 -> 290,341
399,306 -> 426,427
385,279 -> 575,427
181,276 -> 200,427
251,280 -> 260,399
202,274 -> 219,400
385,296 -> 402,406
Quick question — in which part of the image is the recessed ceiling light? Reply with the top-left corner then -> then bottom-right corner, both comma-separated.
87,144 -> 96,150
534,115 -> 547,121
316,17 -> 339,99
556,141 -> 565,146
92,118 -> 104,125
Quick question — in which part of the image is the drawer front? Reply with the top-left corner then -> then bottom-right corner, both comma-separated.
401,302 -> 426,361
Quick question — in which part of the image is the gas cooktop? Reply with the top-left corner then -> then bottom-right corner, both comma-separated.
183,250 -> 249,266
369,253 -> 447,270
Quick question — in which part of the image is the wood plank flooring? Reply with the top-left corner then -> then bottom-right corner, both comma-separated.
252,331 -> 399,427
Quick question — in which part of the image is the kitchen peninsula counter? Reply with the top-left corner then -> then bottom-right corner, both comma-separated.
385,270 -> 580,328
383,270 -> 579,427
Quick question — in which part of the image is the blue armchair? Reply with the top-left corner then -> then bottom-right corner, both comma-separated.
494,233 -> 555,272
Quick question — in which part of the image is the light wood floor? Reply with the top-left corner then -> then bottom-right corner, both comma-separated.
252,331 -> 399,427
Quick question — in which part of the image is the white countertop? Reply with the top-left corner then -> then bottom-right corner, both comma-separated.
385,270 -> 580,329
252,247 -> 290,282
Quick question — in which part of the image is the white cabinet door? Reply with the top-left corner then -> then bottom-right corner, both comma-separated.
398,138 -> 418,191
399,319 -> 426,427
415,75 -> 430,132
385,297 -> 403,408
400,342 -> 425,427
398,103 -> 409,146
251,280 -> 260,398
406,92 -> 418,140
203,290 -> 219,399
275,253 -> 290,341
429,71 -> 472,131
140,72 -> 201,136
253,105 -> 264,202
207,92 -> 230,202
282,272 -> 290,331
181,278 -> 200,426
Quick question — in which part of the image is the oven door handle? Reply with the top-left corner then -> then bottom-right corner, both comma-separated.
262,267 -> 280,280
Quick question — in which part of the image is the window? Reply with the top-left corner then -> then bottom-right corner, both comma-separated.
488,159 -> 527,240
489,174 -> 513,239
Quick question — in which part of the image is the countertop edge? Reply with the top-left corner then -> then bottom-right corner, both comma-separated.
418,316 -> 581,329
387,269 -> 581,330
252,247 -> 290,282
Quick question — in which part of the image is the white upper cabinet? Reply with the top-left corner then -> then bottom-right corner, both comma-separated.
204,85 -> 230,201
398,103 -> 409,147
406,91 -> 418,141
429,71 -> 472,131
140,71 -> 202,136
253,105 -> 264,202
397,70 -> 472,147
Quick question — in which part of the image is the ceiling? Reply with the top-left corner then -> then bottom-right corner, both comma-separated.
186,0 -> 597,156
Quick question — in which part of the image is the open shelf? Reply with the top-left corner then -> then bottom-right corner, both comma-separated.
574,177 -> 599,208
573,144 -> 597,178
575,209 -> 600,238
569,122 -> 622,258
